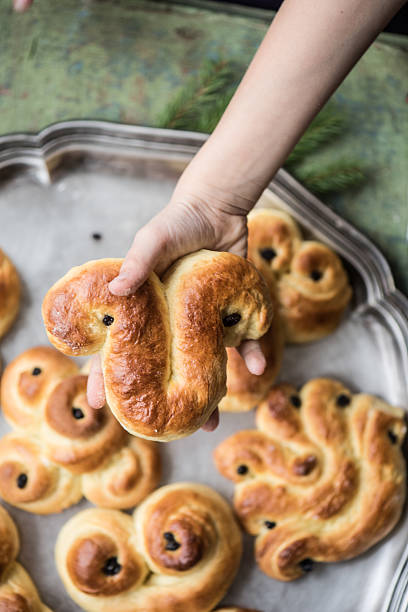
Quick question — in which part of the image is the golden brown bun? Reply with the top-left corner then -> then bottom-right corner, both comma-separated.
0,250 -> 20,341
0,505 -> 51,611
220,291 -> 284,413
0,347 -> 160,514
214,378 -> 406,581
0,506 -> 19,576
56,483 -> 242,612
248,209 -> 352,343
42,251 -> 273,440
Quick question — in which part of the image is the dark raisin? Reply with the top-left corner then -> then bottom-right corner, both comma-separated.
92,233 -> 102,240
290,395 -> 301,408
223,313 -> 241,327
259,247 -> 277,262
102,315 -> 114,326
236,464 -> 248,475
388,430 -> 398,445
336,394 -> 351,408
163,532 -> 180,551
32,367 -> 42,376
72,407 -> 84,420
102,556 -> 122,576
17,474 -> 28,489
299,558 -> 314,572
310,270 -> 322,282
264,521 -> 276,530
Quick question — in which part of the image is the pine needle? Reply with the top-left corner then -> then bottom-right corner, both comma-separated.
156,59 -> 236,131
293,161 -> 367,195
286,105 -> 344,166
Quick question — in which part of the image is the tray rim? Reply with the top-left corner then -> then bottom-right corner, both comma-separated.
1,120 -> 408,612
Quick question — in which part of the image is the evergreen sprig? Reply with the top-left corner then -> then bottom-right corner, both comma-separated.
156,59 -> 236,131
286,106 -> 344,166
293,160 -> 366,194
156,60 -> 368,196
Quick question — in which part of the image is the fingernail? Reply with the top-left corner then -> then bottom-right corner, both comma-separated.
246,353 -> 266,376
109,275 -> 131,294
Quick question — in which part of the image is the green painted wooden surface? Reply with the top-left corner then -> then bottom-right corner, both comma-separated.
0,0 -> 407,293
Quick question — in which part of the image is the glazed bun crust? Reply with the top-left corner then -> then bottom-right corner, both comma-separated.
0,505 -> 51,611
0,249 -> 20,340
0,347 -> 160,514
215,378 -> 406,581
248,208 -> 352,343
56,483 -> 242,612
0,563 -> 52,612
42,251 -> 273,440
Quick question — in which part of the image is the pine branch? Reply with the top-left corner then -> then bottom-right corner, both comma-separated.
293,161 -> 367,195
156,61 -> 368,197
286,105 -> 344,166
156,59 -> 236,131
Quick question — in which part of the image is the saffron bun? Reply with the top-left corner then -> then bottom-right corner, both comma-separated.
0,249 -> 20,340
215,378 -> 406,581
42,251 -> 273,440
55,483 -> 242,612
0,346 -> 160,514
0,504 -> 51,611
247,208 -> 351,343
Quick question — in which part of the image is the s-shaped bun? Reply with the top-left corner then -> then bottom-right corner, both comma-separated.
42,251 -> 273,440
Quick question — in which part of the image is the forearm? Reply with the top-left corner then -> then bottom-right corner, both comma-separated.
179,0 -> 405,210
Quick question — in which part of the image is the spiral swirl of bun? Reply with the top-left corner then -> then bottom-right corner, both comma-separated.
0,435 -> 82,514
0,505 -> 51,611
56,483 -> 242,612
247,208 -> 352,343
0,249 -> 20,341
215,379 -> 406,581
0,347 -> 160,514
1,347 -> 78,432
42,251 -> 273,441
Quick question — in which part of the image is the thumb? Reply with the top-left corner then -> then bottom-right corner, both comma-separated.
109,213 -> 173,296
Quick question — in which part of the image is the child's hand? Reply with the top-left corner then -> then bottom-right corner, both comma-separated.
86,177 -> 267,432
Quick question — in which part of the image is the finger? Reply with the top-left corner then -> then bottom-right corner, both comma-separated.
201,407 -> 219,432
109,216 -> 171,296
86,355 -> 106,409
13,0 -> 33,12
237,339 -> 266,375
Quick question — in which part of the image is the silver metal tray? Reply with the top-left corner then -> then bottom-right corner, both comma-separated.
0,122 -> 407,612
